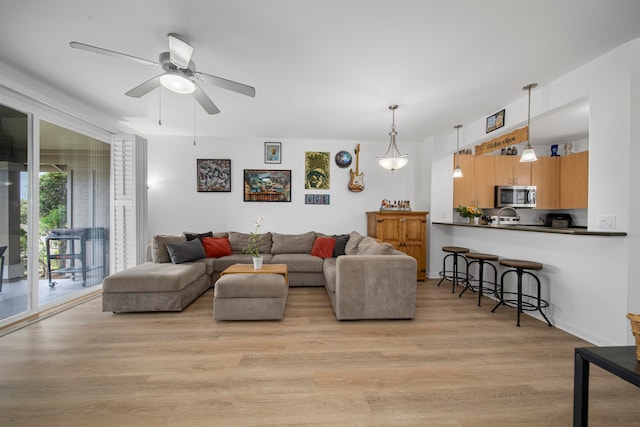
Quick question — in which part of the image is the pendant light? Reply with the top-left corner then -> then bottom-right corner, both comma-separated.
520,83 -> 538,163
452,124 -> 463,179
377,104 -> 408,172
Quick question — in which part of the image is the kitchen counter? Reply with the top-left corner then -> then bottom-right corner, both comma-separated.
433,221 -> 627,236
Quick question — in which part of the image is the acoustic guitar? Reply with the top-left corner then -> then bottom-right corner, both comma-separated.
348,144 -> 364,192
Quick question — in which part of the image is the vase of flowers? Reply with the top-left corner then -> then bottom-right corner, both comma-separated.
455,205 -> 483,224
243,215 -> 265,269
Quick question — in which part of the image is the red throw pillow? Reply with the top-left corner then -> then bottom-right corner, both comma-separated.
310,237 -> 337,259
201,237 -> 232,258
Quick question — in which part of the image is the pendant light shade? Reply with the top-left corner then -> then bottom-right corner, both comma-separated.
377,104 -> 408,172
520,83 -> 538,163
452,124 -> 463,179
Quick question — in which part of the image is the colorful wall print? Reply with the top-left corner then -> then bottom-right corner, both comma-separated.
304,151 -> 330,189
243,169 -> 291,202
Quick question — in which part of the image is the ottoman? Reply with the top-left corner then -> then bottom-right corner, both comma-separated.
213,273 -> 288,320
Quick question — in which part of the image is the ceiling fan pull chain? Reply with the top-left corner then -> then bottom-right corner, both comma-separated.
158,87 -> 162,126
193,101 -> 196,146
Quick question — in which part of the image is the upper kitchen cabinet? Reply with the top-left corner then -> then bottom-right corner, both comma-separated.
531,156 -> 559,209
494,155 -> 531,186
453,154 -> 495,208
558,151 -> 589,208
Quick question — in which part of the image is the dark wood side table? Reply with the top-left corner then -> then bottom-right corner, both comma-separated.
574,346 -> 640,426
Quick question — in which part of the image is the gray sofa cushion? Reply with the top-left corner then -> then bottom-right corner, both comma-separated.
345,231 -> 364,255
212,254 -> 273,272
357,237 -> 395,255
271,253 -> 324,272
271,231 -> 316,254
323,257 -> 337,293
228,231 -> 272,254
152,234 -> 187,263
166,239 -> 206,264
103,262 -> 206,293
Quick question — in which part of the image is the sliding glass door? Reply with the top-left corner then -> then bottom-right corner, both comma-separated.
0,102 -> 110,323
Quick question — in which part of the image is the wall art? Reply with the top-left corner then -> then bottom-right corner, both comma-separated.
305,194 -> 330,205
304,151 -> 330,189
264,142 -> 282,164
486,109 -> 505,133
197,159 -> 231,192
243,169 -> 291,202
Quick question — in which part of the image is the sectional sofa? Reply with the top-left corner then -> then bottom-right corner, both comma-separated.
102,230 -> 417,320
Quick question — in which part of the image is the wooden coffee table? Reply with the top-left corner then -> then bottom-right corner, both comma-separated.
220,263 -> 289,284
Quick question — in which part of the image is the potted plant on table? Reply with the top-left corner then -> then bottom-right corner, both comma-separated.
456,205 -> 483,225
243,215 -> 265,269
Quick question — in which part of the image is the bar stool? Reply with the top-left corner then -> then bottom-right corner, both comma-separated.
459,252 -> 498,306
437,246 -> 470,293
491,259 -> 552,327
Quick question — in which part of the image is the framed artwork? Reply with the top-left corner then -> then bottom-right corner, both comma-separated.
265,142 -> 282,164
197,159 -> 231,192
304,151 -> 330,189
486,109 -> 505,133
305,194 -> 330,205
243,169 -> 291,202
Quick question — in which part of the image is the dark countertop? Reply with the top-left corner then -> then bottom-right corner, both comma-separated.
432,221 -> 627,236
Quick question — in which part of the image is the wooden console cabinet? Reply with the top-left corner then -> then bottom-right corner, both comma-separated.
366,211 -> 428,281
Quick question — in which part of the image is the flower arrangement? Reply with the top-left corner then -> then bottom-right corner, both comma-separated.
243,215 -> 265,258
455,205 -> 483,218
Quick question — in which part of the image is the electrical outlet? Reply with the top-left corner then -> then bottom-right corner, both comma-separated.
598,215 -> 616,229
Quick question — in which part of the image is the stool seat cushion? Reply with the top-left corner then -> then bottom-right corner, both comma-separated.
466,253 -> 499,261
499,259 -> 543,270
215,273 -> 287,298
442,246 -> 470,254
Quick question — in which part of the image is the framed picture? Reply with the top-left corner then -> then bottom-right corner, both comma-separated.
304,194 -> 330,205
197,159 -> 231,192
305,151 -> 330,189
243,169 -> 291,202
486,109 -> 505,133
264,142 -> 282,164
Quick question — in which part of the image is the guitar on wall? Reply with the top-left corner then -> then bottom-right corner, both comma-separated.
348,144 -> 364,192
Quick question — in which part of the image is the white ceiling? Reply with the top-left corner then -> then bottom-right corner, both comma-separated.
1,0 -> 639,144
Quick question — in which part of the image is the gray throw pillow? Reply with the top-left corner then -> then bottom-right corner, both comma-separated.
345,231 -> 364,255
166,239 -> 206,264
332,234 -> 349,257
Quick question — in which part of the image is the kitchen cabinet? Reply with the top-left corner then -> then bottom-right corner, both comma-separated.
531,156 -> 559,209
366,211 -> 428,281
559,151 -> 589,208
494,155 -> 531,186
453,154 -> 495,208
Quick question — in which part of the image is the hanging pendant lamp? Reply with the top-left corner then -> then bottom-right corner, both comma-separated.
520,83 -> 538,163
377,104 -> 408,172
452,124 -> 463,178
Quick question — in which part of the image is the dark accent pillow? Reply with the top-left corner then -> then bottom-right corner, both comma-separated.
310,237 -> 337,259
201,237 -> 232,258
184,231 -> 214,241
332,234 -> 349,257
166,239 -> 206,264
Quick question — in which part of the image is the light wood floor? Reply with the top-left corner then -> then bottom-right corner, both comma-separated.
1,280 -> 639,426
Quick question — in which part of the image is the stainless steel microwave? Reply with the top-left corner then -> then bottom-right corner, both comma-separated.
495,185 -> 536,208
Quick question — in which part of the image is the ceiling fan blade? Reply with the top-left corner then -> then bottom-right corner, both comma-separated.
167,33 -> 193,69
69,41 -> 158,67
196,72 -> 256,98
125,75 -> 163,98
193,84 -> 220,115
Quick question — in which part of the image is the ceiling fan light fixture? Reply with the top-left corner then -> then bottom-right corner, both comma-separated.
160,73 -> 195,94
377,104 -> 408,172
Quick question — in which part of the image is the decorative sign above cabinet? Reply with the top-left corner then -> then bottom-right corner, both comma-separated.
475,126 -> 528,155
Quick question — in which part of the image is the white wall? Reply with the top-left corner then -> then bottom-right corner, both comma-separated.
147,135 -> 428,237
429,39 -> 640,346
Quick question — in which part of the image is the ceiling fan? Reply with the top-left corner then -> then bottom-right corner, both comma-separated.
70,33 -> 255,114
